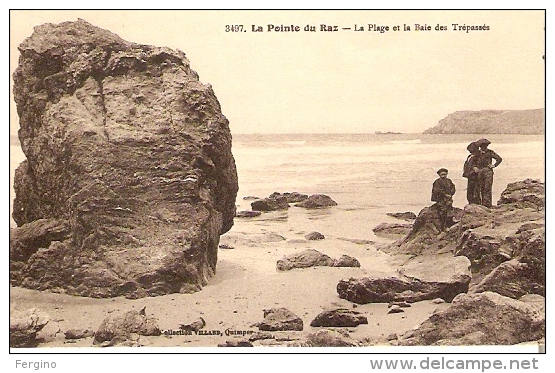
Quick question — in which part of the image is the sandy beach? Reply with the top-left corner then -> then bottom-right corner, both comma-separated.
10,210 -> 450,347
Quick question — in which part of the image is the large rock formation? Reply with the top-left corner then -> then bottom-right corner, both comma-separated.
423,108 -> 545,134
10,20 -> 238,298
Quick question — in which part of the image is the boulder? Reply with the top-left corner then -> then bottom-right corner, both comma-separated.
398,292 -> 545,345
295,194 -> 337,209
251,196 -> 289,211
10,308 -> 50,348
389,205 -> 463,255
179,317 -> 206,332
337,255 -> 471,304
305,329 -> 358,347
269,192 -> 308,203
310,308 -> 368,327
276,249 -> 334,271
93,308 -> 161,346
387,212 -> 417,221
372,222 -> 412,238
259,308 -> 303,331
497,179 -> 545,210
10,20 -> 238,298
36,320 -> 64,343
305,231 -> 325,240
235,210 -> 262,218
332,255 -> 361,268
470,260 -> 543,299
468,221 -> 544,298
64,329 -> 94,340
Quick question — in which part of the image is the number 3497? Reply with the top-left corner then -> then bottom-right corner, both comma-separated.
225,25 -> 244,32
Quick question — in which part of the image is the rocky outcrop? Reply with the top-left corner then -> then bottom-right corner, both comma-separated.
310,308 -> 368,327
470,223 -> 545,298
372,222 -> 412,238
387,180 -> 544,297
337,255 -> 470,304
498,179 -> 545,209
93,308 -> 161,346
277,249 -> 360,271
337,275 -> 469,304
10,308 -> 50,348
295,194 -> 337,208
423,108 -> 545,134
390,205 -> 464,255
10,20 -> 238,298
398,292 -> 545,345
259,308 -> 303,332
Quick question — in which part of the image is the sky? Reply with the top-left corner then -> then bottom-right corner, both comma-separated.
9,9 -> 545,134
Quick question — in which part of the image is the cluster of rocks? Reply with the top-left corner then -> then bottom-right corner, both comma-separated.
10,20 -> 238,299
276,249 -> 360,271
235,191 -> 338,217
11,305 -> 369,348
362,179 -> 545,346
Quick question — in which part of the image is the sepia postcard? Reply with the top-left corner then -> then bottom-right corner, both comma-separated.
8,8 -> 547,367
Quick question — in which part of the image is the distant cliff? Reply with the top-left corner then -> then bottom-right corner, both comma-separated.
424,109 -> 545,134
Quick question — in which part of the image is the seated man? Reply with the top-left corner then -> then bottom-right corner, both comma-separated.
431,168 -> 456,231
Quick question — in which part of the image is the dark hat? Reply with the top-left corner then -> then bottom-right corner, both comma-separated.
437,168 -> 448,175
476,138 -> 491,147
467,141 -> 478,152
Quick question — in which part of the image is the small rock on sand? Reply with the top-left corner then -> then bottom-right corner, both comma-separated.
259,308 -> 303,331
387,305 -> 404,314
305,231 -> 325,240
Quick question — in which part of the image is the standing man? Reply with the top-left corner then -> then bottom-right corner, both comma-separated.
463,141 -> 480,204
431,168 -> 456,231
474,138 -> 502,207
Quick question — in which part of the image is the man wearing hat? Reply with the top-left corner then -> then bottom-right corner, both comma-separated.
463,141 -> 480,204
473,138 -> 502,207
431,168 -> 456,231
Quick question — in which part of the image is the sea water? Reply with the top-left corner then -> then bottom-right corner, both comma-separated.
231,133 -> 544,240
10,134 -> 544,240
